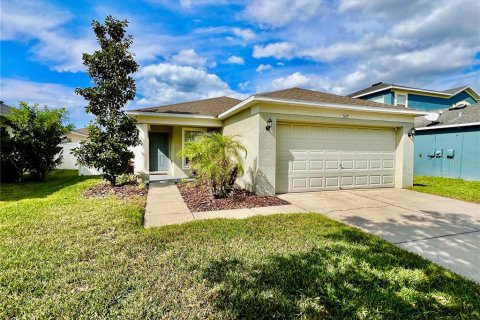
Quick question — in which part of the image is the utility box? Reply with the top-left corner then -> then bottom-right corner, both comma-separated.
446,149 -> 455,159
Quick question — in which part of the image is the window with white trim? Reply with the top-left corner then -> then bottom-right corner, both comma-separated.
182,128 -> 206,168
396,94 -> 407,107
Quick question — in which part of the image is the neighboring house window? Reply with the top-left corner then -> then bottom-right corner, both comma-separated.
182,128 -> 206,168
396,94 -> 408,107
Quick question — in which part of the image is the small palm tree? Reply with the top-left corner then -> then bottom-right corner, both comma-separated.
178,132 -> 247,198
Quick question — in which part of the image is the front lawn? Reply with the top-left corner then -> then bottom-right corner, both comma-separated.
410,176 -> 480,203
1,171 -> 479,319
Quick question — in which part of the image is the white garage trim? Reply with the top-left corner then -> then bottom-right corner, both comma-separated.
276,123 -> 396,193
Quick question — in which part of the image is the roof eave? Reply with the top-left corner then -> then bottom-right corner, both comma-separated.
126,111 -> 218,119
416,122 -> 480,131
352,85 -> 457,99
218,96 -> 427,120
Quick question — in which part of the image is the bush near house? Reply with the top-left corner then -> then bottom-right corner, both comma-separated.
0,102 -> 73,182
178,132 -> 247,198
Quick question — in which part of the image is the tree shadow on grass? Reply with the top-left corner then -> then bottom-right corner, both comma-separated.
203,228 -> 480,319
0,170 -> 93,203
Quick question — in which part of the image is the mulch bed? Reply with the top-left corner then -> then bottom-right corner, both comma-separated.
177,182 -> 290,212
84,182 -> 148,199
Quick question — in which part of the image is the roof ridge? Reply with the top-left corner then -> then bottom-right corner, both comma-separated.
254,86 -> 305,96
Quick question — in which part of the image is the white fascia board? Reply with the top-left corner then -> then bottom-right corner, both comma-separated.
126,111 -> 217,119
217,95 -> 255,119
220,96 -> 427,119
351,86 -> 393,98
353,86 -> 451,99
458,86 -> 480,100
392,86 -> 450,97
416,122 -> 480,131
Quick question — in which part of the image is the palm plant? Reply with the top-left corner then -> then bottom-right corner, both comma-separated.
178,132 -> 247,198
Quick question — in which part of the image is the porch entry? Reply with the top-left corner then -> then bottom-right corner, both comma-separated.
149,132 -> 169,172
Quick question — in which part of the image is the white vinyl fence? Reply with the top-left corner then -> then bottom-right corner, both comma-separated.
58,142 -> 101,176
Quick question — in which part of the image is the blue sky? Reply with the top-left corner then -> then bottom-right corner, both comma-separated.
1,0 -> 479,127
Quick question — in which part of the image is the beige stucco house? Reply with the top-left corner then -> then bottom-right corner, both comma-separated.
127,87 -> 426,195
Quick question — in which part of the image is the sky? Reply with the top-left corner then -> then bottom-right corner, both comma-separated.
1,0 -> 479,127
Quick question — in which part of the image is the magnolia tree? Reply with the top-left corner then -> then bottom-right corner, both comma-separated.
73,16 -> 140,186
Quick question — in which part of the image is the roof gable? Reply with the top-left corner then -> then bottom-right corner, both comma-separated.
256,87 -> 406,109
349,82 -> 480,100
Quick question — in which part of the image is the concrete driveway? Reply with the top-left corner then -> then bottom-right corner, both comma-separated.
279,189 -> 480,282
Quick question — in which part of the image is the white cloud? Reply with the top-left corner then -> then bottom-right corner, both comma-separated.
249,0 -> 480,94
0,79 -> 89,125
271,72 -> 315,89
226,55 -> 245,65
135,63 -> 243,105
238,81 -> 250,91
232,28 -> 256,41
0,0 -> 96,72
0,0 -> 71,40
245,0 -> 323,27
171,49 -> 208,68
253,42 -> 296,59
256,64 -> 273,72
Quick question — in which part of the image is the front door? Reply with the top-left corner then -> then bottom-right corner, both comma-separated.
149,132 -> 169,172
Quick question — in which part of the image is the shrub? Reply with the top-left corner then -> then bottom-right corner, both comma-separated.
178,132 -> 246,198
2,103 -> 73,181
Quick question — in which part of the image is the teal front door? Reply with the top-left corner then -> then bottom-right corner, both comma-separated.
149,132 -> 169,172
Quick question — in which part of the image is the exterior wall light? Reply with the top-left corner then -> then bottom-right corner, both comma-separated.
408,127 -> 416,139
266,118 -> 273,131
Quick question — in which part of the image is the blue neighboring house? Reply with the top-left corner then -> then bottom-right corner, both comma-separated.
348,83 -> 480,180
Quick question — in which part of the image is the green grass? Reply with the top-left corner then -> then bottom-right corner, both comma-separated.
1,170 -> 479,319
410,176 -> 480,203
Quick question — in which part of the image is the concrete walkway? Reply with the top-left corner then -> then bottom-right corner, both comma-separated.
144,181 -> 305,228
144,181 -> 194,227
279,189 -> 480,282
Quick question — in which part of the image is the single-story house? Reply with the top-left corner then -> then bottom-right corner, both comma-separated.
347,82 -> 479,111
58,128 -> 89,170
59,128 -> 101,175
127,87 -> 426,195
414,103 -> 480,180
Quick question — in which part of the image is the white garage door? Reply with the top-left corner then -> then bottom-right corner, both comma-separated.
276,123 -> 396,193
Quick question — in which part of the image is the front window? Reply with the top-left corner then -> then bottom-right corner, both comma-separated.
182,128 -> 206,168
396,94 -> 407,107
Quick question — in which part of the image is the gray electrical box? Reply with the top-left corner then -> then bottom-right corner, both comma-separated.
446,149 -> 455,159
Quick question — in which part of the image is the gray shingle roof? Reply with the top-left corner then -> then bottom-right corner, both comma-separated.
441,86 -> 469,95
346,82 -> 392,98
255,87 -> 407,109
132,87 -> 411,117
415,103 -> 480,129
0,102 -> 14,116
347,82 -> 476,99
131,96 -> 241,117
72,128 -> 89,136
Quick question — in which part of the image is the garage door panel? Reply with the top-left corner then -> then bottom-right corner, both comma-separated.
309,160 -> 324,171
292,161 -> 307,171
276,123 -> 395,193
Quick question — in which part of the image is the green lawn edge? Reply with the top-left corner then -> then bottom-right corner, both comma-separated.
1,170 -> 479,319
